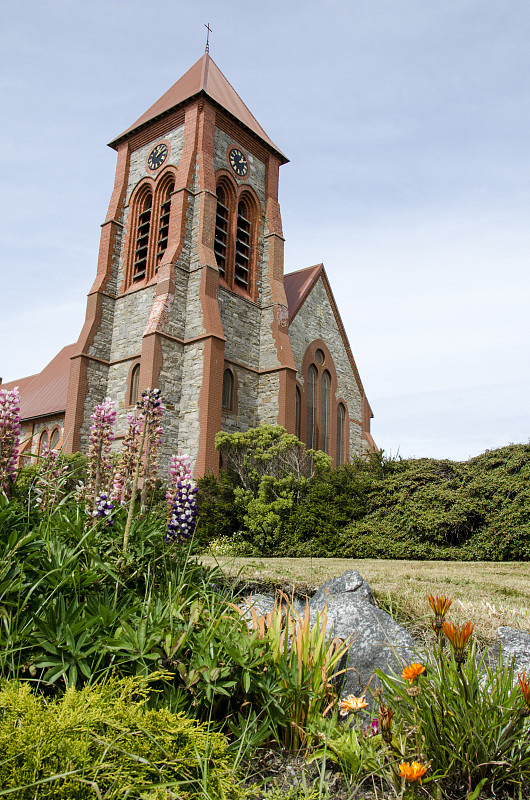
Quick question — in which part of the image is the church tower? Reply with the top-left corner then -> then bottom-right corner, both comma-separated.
63,54 -> 297,475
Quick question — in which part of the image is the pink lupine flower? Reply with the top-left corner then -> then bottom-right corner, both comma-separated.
0,387 -> 21,491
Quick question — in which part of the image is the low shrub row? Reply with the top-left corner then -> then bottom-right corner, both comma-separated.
197,433 -> 530,560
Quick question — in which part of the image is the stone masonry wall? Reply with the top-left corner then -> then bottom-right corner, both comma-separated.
177,340 -> 205,470
288,277 -> 363,456
221,364 -> 259,433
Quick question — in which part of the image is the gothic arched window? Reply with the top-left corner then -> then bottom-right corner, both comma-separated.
50,428 -> 60,450
214,181 -> 257,296
222,369 -> 234,411
133,192 -> 152,282
306,365 -> 317,450
321,370 -> 331,454
295,386 -> 302,441
214,186 -> 229,280
156,180 -> 174,267
38,430 -> 49,455
337,403 -> 346,465
130,364 -> 140,406
235,198 -> 251,290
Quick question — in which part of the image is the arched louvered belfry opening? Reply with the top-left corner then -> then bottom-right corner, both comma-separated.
214,184 -> 230,280
156,179 -> 174,268
133,191 -> 153,282
235,196 -> 252,291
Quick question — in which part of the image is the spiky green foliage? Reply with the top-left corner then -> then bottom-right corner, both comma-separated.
0,677 -> 240,799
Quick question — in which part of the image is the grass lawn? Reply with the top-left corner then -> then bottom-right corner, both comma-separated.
200,556 -> 530,644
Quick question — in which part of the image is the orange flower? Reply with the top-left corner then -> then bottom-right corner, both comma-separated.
338,694 -> 368,715
428,594 -> 452,625
399,761 -> 428,784
402,663 -> 425,684
442,621 -> 475,662
518,672 -> 530,712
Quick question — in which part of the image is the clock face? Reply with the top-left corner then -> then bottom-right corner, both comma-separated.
147,143 -> 168,171
228,147 -> 248,177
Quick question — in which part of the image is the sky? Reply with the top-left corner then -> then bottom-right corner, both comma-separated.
1,0 -> 529,462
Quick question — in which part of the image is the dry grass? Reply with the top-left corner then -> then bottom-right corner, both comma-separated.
200,557 -> 530,644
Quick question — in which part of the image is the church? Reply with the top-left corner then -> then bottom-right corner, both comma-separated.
4,53 -> 376,476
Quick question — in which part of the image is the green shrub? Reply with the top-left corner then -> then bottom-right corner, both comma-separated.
0,677 -> 241,799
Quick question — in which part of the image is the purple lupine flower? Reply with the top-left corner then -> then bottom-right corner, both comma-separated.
79,398 -> 117,517
93,493 -> 114,525
165,453 -> 198,543
0,387 -> 21,491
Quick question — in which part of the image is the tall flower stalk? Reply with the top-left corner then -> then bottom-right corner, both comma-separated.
0,387 -> 21,495
165,454 -> 198,543
122,389 -> 164,553
80,399 -> 116,518
111,413 -> 142,505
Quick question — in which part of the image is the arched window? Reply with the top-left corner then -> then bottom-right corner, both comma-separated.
321,370 -> 331,454
214,186 -> 229,279
50,428 -> 60,450
156,181 -> 174,267
133,192 -> 152,281
306,365 -> 317,450
38,430 -> 49,455
295,386 -> 302,441
130,363 -> 140,406
235,198 -> 251,290
222,369 -> 234,411
337,403 -> 346,465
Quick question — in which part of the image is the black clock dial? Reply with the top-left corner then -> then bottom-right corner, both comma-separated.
228,147 -> 248,177
147,143 -> 168,170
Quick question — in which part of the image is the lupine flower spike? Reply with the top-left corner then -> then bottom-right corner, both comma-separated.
518,671 -> 530,716
338,695 -> 368,715
165,454 -> 198,543
0,387 -> 21,493
442,621 -> 475,664
399,761 -> 428,784
428,594 -> 452,640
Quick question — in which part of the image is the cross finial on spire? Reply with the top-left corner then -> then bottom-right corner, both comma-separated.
204,23 -> 212,53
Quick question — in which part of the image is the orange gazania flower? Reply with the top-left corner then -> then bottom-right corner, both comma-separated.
402,663 -> 425,684
399,761 -> 428,784
338,694 -> 368,715
428,594 -> 452,622
442,621 -> 475,662
518,672 -> 530,712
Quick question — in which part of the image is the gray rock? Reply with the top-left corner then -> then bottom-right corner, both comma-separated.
310,571 -> 415,700
486,626 -> 530,677
310,569 -> 376,608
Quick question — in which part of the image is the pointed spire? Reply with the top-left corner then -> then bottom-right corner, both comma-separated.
109,54 -> 288,162
204,23 -> 212,53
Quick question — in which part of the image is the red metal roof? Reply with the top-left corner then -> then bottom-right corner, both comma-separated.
110,54 -> 288,162
284,264 -> 324,322
1,344 -> 75,421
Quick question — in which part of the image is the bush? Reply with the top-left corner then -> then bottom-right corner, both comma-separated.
0,677 -> 240,799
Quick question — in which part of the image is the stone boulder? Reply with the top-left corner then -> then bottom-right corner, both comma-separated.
486,626 -> 530,677
310,570 -> 415,700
